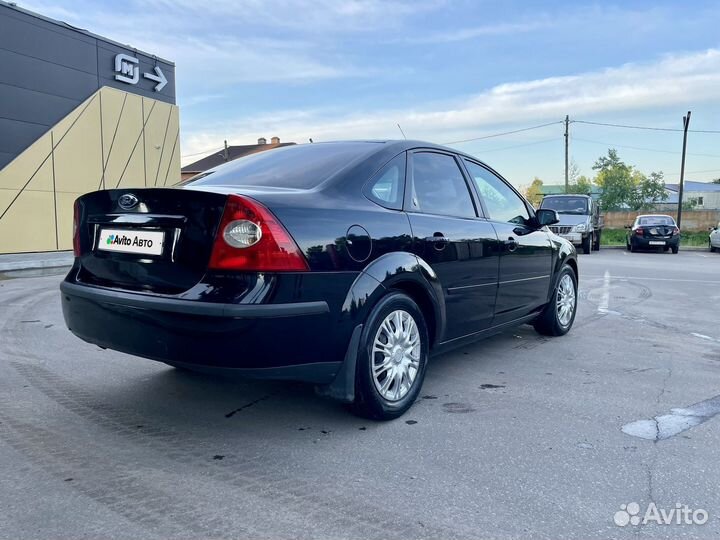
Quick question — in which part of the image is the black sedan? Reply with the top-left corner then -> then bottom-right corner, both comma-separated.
626,214 -> 680,253
61,141 -> 578,419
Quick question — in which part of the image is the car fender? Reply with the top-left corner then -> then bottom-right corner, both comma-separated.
547,238 -> 578,302
319,251 -> 445,402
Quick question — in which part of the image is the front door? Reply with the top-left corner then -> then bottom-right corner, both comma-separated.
405,151 -> 500,340
462,159 -> 553,325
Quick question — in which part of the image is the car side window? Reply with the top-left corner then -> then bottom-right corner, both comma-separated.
364,153 -> 406,210
410,152 -> 476,219
463,160 -> 530,226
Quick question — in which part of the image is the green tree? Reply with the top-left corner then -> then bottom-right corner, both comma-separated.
524,177 -> 544,206
636,171 -> 668,210
593,149 -> 634,210
712,178 -> 720,184
566,175 -> 593,195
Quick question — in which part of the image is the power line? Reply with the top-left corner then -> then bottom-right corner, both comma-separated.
442,121 -> 563,145
572,136 -> 720,158
573,119 -> 720,134
181,146 -> 224,159
476,138 -> 559,153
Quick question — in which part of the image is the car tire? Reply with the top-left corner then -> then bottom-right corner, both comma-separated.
582,233 -> 592,254
709,241 -> 716,253
352,292 -> 429,420
671,245 -> 679,254
626,240 -> 631,251
592,231 -> 601,251
533,265 -> 578,337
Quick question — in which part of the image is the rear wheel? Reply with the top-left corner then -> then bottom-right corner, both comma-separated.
582,233 -> 592,255
710,241 -> 716,253
592,230 -> 601,251
352,292 -> 429,420
533,265 -> 577,337
671,245 -> 679,254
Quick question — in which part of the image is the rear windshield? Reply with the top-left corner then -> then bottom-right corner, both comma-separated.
637,216 -> 675,226
540,197 -> 588,214
185,143 -> 379,189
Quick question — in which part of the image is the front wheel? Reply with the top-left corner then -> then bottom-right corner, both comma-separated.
533,265 -> 578,336
592,230 -> 601,251
582,234 -> 592,255
352,292 -> 429,420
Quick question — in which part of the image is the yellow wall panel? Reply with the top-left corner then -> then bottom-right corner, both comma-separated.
53,96 -> 103,195
143,99 -> 173,187
0,87 -> 181,254
116,141 -> 146,190
0,191 -> 56,253
166,130 -> 181,186
103,93 -> 145,189
56,191 -> 82,250
99,87 -> 127,169
52,93 -> 97,142
0,132 -> 52,192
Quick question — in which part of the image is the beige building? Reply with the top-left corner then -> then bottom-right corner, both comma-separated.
0,2 -> 179,254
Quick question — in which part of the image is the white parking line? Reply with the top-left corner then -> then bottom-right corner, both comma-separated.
598,270 -> 610,314
691,332 -> 719,343
583,275 -> 720,284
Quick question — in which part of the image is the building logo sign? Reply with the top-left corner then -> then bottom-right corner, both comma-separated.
113,54 -> 167,92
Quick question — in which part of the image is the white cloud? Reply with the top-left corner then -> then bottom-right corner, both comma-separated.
181,48 -> 720,163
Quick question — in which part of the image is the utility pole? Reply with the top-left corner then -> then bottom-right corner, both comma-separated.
677,111 -> 691,229
564,115 -> 569,193
223,140 -> 229,162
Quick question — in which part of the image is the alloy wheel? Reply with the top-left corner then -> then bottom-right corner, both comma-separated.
371,310 -> 421,401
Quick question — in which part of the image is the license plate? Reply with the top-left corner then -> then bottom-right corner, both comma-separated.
97,228 -> 164,255
649,240 -> 665,246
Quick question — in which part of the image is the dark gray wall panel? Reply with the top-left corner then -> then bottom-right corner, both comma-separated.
0,49 -> 99,100
0,82 -> 81,126
0,118 -> 49,155
0,151 -> 14,169
0,13 -> 97,73
0,2 -> 176,169
97,43 -> 175,104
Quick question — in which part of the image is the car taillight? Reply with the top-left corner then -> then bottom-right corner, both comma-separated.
635,227 -> 644,236
208,194 -> 309,272
672,227 -> 680,236
72,199 -> 81,257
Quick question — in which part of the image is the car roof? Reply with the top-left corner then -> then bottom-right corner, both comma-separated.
542,194 -> 591,198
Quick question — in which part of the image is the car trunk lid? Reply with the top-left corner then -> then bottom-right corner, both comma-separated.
74,188 -> 227,294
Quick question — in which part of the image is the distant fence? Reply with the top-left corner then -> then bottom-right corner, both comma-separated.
602,210 -> 720,231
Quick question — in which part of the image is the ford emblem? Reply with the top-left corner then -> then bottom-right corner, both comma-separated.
118,193 -> 139,210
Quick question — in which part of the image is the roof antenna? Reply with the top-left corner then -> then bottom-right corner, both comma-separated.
397,123 -> 407,140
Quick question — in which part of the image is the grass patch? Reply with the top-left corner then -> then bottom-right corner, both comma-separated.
600,228 -> 709,247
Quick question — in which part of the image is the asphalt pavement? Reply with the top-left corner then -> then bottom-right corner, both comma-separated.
1,249 -> 719,539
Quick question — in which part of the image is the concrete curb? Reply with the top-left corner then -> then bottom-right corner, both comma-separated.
601,245 -> 709,251
0,251 -> 74,272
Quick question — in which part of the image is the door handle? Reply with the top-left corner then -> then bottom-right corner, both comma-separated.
504,237 -> 518,252
425,233 -> 448,250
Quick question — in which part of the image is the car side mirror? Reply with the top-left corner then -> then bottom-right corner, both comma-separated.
624,225 -> 632,229
535,208 -> 559,227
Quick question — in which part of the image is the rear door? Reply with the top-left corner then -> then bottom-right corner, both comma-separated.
462,159 -> 553,325
405,150 -> 500,340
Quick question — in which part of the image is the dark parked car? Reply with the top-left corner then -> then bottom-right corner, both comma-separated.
61,141 -> 578,419
539,194 -> 603,254
625,214 -> 680,253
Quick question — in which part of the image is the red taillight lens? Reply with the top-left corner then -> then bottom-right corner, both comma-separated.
72,199 -> 81,257
672,227 -> 680,236
208,194 -> 309,272
635,227 -> 644,236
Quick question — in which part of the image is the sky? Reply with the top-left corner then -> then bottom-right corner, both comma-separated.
18,0 -> 720,189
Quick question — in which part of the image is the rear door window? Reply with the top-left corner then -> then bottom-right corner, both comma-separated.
409,152 -> 477,219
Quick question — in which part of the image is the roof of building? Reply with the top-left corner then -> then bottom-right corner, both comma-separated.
181,142 -> 296,173
665,181 -> 720,193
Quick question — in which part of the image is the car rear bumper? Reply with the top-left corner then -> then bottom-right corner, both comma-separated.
631,236 -> 680,249
60,281 -> 339,383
